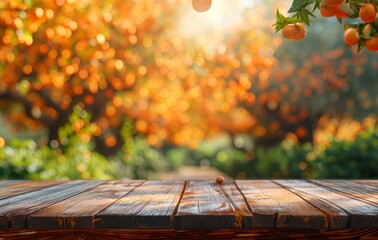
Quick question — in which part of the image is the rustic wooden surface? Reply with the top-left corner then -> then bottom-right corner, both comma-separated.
174,180 -> 252,229
237,180 -> 326,229
0,179 -> 376,236
95,180 -> 184,229
28,181 -> 144,229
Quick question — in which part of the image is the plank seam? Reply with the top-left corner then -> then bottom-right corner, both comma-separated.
306,180 -> 355,228
273,180 -> 335,230
233,180 -> 255,229
352,180 -> 378,188
350,181 -> 378,190
0,181 -> 67,201
170,180 -> 187,229
270,179 -> 329,229
309,180 -> 378,208
88,181 -> 145,227
323,181 -> 378,202
22,181 -> 106,229
219,181 -> 250,229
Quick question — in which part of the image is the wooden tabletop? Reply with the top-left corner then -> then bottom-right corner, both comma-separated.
0,179 -> 377,231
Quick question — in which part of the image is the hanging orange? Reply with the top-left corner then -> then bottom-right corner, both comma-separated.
320,2 -> 338,17
282,23 -> 307,40
365,37 -> 378,51
323,0 -> 343,7
192,0 -> 212,12
359,3 -> 377,23
344,28 -> 360,46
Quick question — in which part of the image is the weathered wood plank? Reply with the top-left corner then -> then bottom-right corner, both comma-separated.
28,181 -> 144,229
296,180 -> 378,228
0,180 -> 104,229
0,180 -> 65,200
95,180 -> 184,229
236,180 -> 326,229
311,180 -> 378,206
174,180 -> 252,229
327,180 -> 378,201
273,180 -> 348,229
0,180 -> 29,188
352,180 -> 378,188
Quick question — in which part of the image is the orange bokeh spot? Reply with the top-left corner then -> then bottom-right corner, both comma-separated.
73,86 -> 83,95
112,96 -> 123,107
295,126 -> 308,138
22,65 -> 33,75
92,124 -> 102,136
72,119 -> 84,132
84,95 -> 95,105
0,136 -> 5,148
106,105 -> 116,117
105,135 -> 117,147
255,126 -> 267,137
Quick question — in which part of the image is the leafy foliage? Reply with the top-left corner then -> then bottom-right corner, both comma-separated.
162,128 -> 378,179
0,107 -> 168,180
275,0 -> 378,52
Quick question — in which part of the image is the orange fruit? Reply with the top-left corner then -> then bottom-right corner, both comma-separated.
282,23 -> 307,40
365,36 -> 378,51
344,28 -> 360,46
359,3 -> 377,23
192,0 -> 212,12
216,176 -> 224,184
323,0 -> 343,7
320,2 -> 338,17
335,6 -> 350,18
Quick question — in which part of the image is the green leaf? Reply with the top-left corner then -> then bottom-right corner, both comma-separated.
313,0 -> 322,10
276,9 -> 285,22
288,0 -> 311,13
306,9 -> 316,18
339,2 -> 354,15
299,10 -> 310,26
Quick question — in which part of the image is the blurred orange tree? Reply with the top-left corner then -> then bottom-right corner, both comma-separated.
0,0 -> 178,155
0,0 -> 281,154
0,0 -> 377,157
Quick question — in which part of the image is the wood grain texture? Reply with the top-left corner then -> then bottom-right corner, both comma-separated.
174,180 -> 252,229
353,180 -> 378,188
0,180 -> 65,200
0,180 -> 29,188
236,180 -> 326,229
0,180 -> 376,232
303,180 -> 378,228
313,180 -> 378,205
28,180 -> 144,229
0,180 -> 104,229
273,180 -> 348,229
95,180 -> 184,229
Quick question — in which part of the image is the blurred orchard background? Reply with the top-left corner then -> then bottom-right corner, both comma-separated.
0,0 -> 377,180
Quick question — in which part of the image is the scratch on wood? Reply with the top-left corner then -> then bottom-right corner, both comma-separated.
234,209 -> 244,229
54,217 -> 77,228
92,217 -> 102,224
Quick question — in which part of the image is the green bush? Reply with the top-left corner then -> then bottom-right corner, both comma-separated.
1,109 -> 377,180
236,128 -> 378,179
162,128 -> 378,179
313,128 -> 378,178
0,106 -> 169,180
